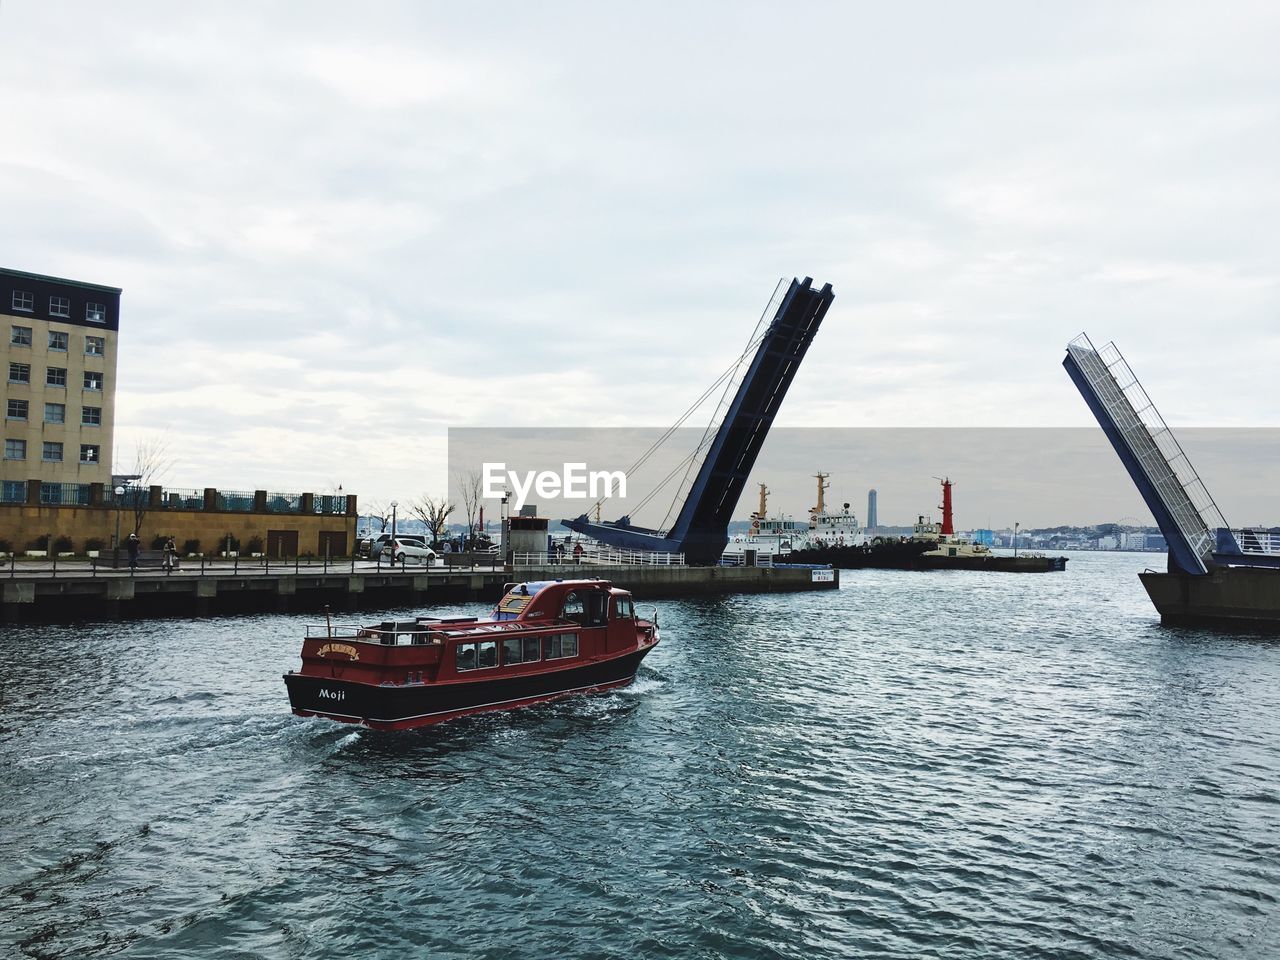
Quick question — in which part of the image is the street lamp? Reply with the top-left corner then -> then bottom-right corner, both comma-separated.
389,500 -> 400,568
1014,522 -> 1020,559
113,481 -> 123,547
499,492 -> 509,566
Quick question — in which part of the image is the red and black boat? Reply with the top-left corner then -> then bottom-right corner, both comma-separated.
283,578 -> 659,730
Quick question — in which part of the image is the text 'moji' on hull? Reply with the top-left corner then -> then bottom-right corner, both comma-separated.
283,579 -> 659,730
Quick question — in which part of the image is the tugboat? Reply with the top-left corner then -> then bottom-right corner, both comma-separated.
283,579 -> 659,730
789,478 -> 1068,572
723,476 -> 867,563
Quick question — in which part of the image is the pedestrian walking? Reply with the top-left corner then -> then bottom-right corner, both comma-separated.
162,536 -> 178,572
573,541 -> 583,564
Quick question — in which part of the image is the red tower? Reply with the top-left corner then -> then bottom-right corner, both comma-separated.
939,477 -> 954,536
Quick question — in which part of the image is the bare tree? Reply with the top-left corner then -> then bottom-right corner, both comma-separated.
128,435 -> 174,538
456,468 -> 483,549
411,495 -> 455,549
363,499 -> 392,535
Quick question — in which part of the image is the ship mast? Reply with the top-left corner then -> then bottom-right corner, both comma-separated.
810,472 -> 830,527
750,483 -> 768,535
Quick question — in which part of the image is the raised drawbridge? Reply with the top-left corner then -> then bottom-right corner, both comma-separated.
563,277 -> 834,565
1064,333 -> 1277,575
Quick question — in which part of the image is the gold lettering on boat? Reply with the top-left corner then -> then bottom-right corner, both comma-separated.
317,642 -> 360,661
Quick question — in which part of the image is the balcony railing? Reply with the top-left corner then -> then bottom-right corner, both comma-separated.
266,492 -> 302,514
315,494 -> 348,515
39,482 -> 92,506
217,490 -> 256,512
160,487 -> 205,511
2,483 -> 353,516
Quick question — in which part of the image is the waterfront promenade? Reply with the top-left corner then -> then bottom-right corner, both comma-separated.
0,556 -> 837,621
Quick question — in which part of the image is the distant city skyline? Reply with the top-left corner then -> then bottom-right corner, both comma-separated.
448,428 -> 1279,531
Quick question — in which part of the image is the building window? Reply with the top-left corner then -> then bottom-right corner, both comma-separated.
4,439 -> 26,460
44,402 -> 65,424
85,302 -> 106,323
80,443 -> 100,464
10,325 -> 31,346
6,399 -> 27,420
48,330 -> 68,351
1,480 -> 24,502
11,290 -> 33,312
46,367 -> 67,388
83,370 -> 103,391
81,406 -> 101,426
42,441 -> 63,462
85,335 -> 105,356
49,296 -> 70,318
8,362 -> 30,384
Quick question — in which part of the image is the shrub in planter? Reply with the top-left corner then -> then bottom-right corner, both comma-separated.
28,535 -> 49,550
220,535 -> 241,555
84,537 -> 105,552
182,539 -> 201,555
0,538 -> 11,554
245,536 -> 264,555
53,535 -> 74,553
151,534 -> 168,550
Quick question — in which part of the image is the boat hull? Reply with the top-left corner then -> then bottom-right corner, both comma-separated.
788,542 -> 1067,572
284,645 -> 655,730
1140,567 -> 1280,629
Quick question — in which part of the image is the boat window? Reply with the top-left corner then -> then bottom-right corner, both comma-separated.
614,596 -> 634,619
586,592 -> 608,626
561,591 -> 585,623
502,637 -> 523,665
457,640 -> 499,672
546,633 -> 579,660
503,636 -> 543,665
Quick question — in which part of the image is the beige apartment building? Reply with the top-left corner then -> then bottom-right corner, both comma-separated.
1,267 -> 119,504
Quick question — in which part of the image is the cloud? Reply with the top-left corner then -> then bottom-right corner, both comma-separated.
1,1 -> 1277,515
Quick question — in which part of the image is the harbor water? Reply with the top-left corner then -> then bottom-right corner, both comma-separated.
3,553 -> 1279,959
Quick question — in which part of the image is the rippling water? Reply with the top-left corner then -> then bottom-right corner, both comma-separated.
3,552 -> 1279,959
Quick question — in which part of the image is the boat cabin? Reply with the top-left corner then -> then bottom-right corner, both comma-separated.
297,579 -> 650,689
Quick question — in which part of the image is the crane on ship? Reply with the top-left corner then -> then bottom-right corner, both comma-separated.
562,277 -> 835,565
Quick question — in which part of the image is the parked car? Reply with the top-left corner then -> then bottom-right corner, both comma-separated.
389,536 -> 436,565
363,533 -> 397,560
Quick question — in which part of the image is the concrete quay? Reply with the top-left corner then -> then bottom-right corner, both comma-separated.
0,560 -> 837,621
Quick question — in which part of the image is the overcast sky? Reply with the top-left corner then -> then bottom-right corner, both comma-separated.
2,2 -> 1277,517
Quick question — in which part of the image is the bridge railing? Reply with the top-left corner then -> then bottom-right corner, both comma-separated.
512,548 -> 685,567
718,551 -> 776,567
1231,529 -> 1280,556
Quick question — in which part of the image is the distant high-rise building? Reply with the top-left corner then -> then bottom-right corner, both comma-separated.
867,488 -> 878,529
